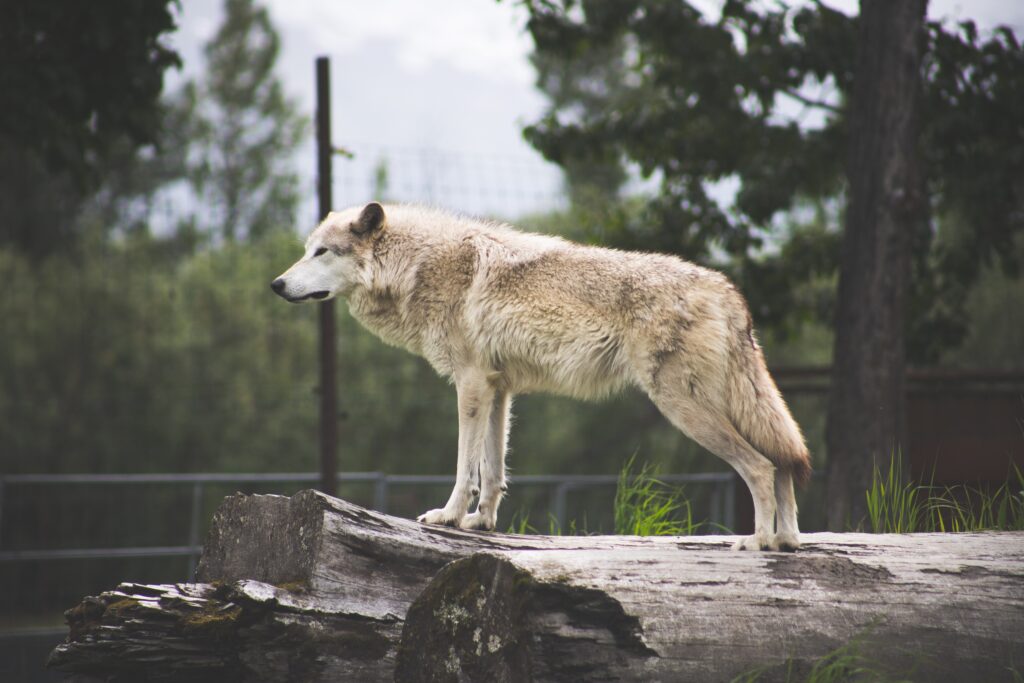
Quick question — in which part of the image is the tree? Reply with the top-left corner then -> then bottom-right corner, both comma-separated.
182,0 -> 308,242
825,0 -> 929,530
528,32 -> 630,206
521,0 -> 851,259
0,0 -> 180,255
517,0 -> 1024,527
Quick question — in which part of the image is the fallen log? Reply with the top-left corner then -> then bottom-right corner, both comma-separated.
48,579 -> 399,682
49,489 -> 1024,682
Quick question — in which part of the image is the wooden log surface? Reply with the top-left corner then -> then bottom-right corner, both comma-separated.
49,489 -> 1024,682
48,579 -> 400,682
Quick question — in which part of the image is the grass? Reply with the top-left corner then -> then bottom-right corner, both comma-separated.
732,628 -> 916,683
614,454 -> 704,536
505,455 -> 707,536
507,451 -> 1024,537
505,509 -> 589,536
864,452 -> 929,533
506,509 -> 537,535
928,466 -> 1024,532
864,452 -> 1024,533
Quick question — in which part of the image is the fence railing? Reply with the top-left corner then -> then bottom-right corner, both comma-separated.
0,471 -> 737,575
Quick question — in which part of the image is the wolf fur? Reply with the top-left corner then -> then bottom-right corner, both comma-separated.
272,202 -> 811,551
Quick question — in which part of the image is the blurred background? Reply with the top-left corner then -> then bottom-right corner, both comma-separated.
2,1 -> 1023,679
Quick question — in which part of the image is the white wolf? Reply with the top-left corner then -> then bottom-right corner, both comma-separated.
272,203 -> 811,551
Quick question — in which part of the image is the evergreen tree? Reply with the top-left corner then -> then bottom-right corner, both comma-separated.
184,0 -> 308,242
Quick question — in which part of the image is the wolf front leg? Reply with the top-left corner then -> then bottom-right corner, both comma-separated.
418,371 -> 495,528
460,390 -> 510,531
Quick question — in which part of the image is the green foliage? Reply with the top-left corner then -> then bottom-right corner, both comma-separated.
614,455 -> 702,536
732,630 -> 913,683
504,509 -> 587,536
523,0 -> 850,260
864,453 -> 926,534
863,454 -> 1024,534
928,466 -> 1024,533
0,0 -> 180,184
175,0 -> 308,242
501,458 -> 708,537
0,0 -> 180,255
0,233 -> 317,474
372,157 -> 392,202
506,509 -> 538,535
520,0 -> 1024,361
738,203 -> 841,342
941,235 -> 1024,369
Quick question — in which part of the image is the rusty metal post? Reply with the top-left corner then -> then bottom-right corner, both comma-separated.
316,56 -> 337,496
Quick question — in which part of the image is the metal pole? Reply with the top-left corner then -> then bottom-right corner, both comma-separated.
373,473 -> 388,514
724,475 -> 736,533
187,482 -> 203,578
709,483 -> 721,530
316,56 -> 338,497
553,482 -> 572,534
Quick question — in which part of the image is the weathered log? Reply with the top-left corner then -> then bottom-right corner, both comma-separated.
396,541 -> 1024,682
49,490 -> 1024,682
48,579 -> 398,682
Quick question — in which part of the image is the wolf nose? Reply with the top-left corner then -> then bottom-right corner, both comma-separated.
270,278 -> 286,294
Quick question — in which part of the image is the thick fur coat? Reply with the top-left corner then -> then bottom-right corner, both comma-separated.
272,203 -> 811,551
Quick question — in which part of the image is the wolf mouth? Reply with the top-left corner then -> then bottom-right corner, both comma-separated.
288,290 -> 330,303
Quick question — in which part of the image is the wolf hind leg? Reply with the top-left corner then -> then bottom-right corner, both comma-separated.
774,469 -> 800,551
461,391 -> 511,531
418,370 -> 494,527
649,384 -> 778,551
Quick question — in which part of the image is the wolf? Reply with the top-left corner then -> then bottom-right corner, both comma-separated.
271,202 -> 811,551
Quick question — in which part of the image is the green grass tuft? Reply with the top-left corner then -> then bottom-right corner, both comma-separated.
731,629 -> 914,683
864,453 -> 1024,533
614,455 -> 703,536
864,451 -> 927,534
505,508 -> 538,535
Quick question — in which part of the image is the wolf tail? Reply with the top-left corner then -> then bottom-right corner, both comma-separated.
729,346 -> 812,487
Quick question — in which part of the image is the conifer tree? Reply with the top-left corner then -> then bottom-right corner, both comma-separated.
184,0 -> 308,242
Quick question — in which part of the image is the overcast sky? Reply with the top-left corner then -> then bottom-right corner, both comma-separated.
166,0 -> 1024,223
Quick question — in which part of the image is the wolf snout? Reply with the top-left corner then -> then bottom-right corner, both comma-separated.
270,278 -> 286,296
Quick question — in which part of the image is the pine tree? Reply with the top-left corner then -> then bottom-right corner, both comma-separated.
186,0 -> 308,242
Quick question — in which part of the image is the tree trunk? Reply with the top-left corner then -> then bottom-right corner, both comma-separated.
48,491 -> 1024,682
826,0 -> 929,530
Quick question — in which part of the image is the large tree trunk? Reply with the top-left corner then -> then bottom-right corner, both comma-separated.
826,0 -> 929,530
49,491 -> 1024,682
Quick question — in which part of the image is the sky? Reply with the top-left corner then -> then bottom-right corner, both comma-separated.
166,0 -> 1024,224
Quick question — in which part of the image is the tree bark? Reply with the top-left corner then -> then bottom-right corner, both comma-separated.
48,491 -> 1024,682
826,0 -> 929,530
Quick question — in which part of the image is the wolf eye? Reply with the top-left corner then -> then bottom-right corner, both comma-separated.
313,247 -> 328,257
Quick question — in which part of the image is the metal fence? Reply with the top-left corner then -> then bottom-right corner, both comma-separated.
0,470 -> 737,575
0,470 -> 737,683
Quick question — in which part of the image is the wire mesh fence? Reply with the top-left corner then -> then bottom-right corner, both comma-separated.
334,141 -> 566,219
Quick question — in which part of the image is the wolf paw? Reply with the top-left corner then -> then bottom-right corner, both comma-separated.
773,531 -> 801,552
459,511 -> 496,531
732,531 -> 777,552
417,508 -> 464,527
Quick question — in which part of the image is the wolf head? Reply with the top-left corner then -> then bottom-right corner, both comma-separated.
271,202 -> 385,303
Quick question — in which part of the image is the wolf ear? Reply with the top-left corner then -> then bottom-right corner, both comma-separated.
353,202 -> 386,235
